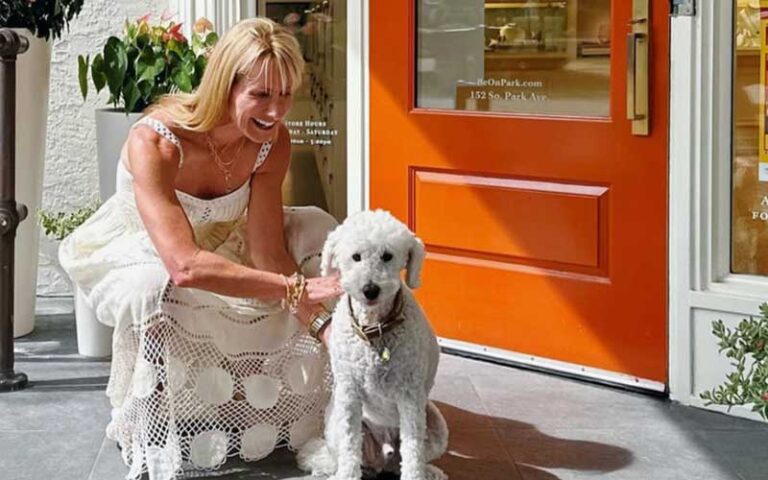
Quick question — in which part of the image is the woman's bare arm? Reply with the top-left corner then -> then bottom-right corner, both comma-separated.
246,125 -> 340,329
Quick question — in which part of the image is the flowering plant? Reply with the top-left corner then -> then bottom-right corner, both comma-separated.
0,0 -> 85,41
38,204 -> 99,241
78,12 -> 217,113
701,303 -> 768,420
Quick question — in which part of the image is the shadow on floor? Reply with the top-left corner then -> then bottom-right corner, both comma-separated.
168,401 -> 631,480
432,402 -> 632,480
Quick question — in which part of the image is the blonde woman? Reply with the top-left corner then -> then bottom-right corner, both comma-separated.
59,18 -> 341,479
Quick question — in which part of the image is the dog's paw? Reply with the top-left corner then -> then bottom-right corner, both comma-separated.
296,437 -> 336,475
426,464 -> 448,480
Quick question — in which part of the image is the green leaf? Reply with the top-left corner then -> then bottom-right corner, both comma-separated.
77,54 -> 89,100
172,68 -> 193,93
91,54 -> 106,93
204,31 -> 218,47
123,80 -> 140,113
103,36 -> 128,99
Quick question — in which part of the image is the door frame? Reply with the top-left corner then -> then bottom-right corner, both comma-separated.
352,0 -> 669,393
669,1 -> 767,420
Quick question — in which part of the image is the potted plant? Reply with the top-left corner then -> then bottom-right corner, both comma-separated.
701,304 -> 768,421
38,204 -> 111,357
78,13 -> 217,201
1,0 -> 85,337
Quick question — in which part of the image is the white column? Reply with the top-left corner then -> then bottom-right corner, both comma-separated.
171,0 -> 248,37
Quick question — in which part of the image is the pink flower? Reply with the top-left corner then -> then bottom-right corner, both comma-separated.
137,13 -> 151,24
160,8 -> 175,22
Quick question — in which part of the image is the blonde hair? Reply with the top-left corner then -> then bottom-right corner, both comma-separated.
147,17 -> 305,132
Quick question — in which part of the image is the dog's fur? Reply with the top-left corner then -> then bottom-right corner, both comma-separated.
297,210 -> 449,480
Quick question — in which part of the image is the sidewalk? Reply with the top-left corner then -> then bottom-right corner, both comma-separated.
1,306 -> 766,479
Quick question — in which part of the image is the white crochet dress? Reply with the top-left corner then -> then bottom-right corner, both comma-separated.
59,117 -> 336,480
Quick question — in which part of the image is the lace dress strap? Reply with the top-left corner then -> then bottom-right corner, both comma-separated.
134,117 -> 185,166
252,141 -> 273,173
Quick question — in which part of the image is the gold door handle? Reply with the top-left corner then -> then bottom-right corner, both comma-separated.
627,0 -> 650,136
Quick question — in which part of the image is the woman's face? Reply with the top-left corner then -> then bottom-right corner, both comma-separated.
228,59 -> 294,143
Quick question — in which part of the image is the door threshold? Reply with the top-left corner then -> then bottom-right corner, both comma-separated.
438,338 -> 668,397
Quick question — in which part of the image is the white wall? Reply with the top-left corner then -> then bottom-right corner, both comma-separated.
36,0 -> 168,296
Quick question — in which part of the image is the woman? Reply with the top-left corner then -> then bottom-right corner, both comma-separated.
59,18 -> 341,479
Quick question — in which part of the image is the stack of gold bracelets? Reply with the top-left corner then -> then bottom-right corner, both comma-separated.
281,272 -> 332,341
281,272 -> 307,314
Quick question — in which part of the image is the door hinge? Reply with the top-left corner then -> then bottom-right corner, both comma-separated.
671,0 -> 695,16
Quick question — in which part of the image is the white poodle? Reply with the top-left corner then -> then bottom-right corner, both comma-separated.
297,209 -> 449,480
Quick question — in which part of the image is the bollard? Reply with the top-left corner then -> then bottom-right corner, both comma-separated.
0,29 -> 29,392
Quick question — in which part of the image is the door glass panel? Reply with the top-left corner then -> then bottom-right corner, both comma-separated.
732,0 -> 768,274
416,0 -> 611,116
262,0 -> 347,220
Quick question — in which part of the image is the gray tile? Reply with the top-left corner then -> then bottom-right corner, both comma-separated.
0,429 -> 104,480
668,402 -> 767,432
469,371 -> 674,431
0,389 -> 111,433
499,426 -> 741,480
430,375 -> 494,431
88,437 -> 129,480
433,428 -> 523,480
692,429 -> 768,480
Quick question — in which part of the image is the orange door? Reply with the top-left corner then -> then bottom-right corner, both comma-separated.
370,0 -> 669,383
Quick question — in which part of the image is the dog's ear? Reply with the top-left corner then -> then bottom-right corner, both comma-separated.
405,235 -> 426,289
320,225 -> 342,276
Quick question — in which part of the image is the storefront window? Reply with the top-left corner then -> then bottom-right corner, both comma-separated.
261,0 -> 347,220
732,0 -> 768,274
416,0 -> 611,116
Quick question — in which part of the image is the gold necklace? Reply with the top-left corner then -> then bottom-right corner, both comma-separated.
205,133 -> 247,193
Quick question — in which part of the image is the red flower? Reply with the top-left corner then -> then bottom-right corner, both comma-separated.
162,23 -> 186,43
762,392 -> 768,402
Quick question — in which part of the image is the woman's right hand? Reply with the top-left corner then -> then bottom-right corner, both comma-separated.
302,273 -> 343,304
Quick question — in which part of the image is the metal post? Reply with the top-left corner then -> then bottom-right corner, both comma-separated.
0,29 -> 29,392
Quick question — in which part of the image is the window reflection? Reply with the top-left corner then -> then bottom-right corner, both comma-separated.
732,0 -> 768,274
417,0 -> 611,117
262,0 -> 347,220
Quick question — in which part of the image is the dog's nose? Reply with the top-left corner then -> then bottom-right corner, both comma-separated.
362,283 -> 380,300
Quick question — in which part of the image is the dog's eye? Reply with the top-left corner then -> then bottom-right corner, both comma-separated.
381,252 -> 393,262
352,253 -> 361,262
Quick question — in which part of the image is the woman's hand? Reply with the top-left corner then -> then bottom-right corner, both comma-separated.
295,302 -> 333,348
302,273 -> 343,304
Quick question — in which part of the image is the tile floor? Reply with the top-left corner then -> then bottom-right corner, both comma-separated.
1,307 -> 766,480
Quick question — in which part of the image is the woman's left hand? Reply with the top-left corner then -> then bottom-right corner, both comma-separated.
302,273 -> 343,304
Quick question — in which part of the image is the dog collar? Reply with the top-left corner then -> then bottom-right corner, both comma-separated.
348,288 -> 406,346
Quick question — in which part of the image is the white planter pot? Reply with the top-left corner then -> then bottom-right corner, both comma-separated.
95,109 -> 143,201
74,285 -> 112,358
13,29 -> 51,338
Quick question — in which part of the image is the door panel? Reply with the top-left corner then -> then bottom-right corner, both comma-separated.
370,0 -> 669,381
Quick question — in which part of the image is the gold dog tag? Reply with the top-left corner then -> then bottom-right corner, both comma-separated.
380,347 -> 391,362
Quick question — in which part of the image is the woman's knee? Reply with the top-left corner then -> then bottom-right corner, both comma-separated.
283,206 -> 339,263
92,263 -> 169,327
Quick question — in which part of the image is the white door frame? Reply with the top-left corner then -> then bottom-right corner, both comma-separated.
669,1 -> 767,420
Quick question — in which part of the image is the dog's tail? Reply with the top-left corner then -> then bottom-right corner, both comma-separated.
296,437 -> 337,476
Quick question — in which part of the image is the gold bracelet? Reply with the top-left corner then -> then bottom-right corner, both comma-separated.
285,272 -> 306,314
308,308 -> 332,341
